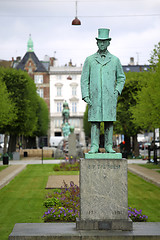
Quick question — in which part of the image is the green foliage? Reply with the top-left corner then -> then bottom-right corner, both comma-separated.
114,71 -> 147,136
0,78 -> 17,131
131,61 -> 160,130
43,197 -> 62,208
131,42 -> 160,130
149,42 -> 160,70
0,67 -> 38,135
34,96 -> 49,136
83,105 -> 91,138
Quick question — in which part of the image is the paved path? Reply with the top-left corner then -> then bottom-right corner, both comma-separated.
0,164 -> 26,189
128,164 -> 160,187
0,158 -> 159,189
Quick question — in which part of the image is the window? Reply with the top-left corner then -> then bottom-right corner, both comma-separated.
72,102 -> 77,113
57,102 -> 62,113
37,88 -> 44,98
57,87 -> 62,96
69,119 -> 80,127
72,75 -> 77,80
34,75 -> 43,84
55,119 -> 62,128
72,86 -> 77,96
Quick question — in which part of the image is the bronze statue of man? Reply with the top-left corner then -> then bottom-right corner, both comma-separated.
81,28 -> 125,154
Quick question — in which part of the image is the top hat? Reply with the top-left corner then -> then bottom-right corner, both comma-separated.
96,28 -> 111,41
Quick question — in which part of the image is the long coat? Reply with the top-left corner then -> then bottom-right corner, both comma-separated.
81,51 -> 125,122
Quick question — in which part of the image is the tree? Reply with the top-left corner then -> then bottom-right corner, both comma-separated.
114,71 -> 149,157
131,62 -> 160,131
35,96 -> 49,137
0,77 -> 17,153
0,68 -> 38,152
131,42 -> 160,136
0,78 -> 17,129
149,42 -> 160,70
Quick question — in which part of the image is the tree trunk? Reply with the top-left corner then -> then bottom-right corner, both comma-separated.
3,134 -> 8,154
8,134 -> 17,152
124,135 -> 131,158
133,134 -> 139,157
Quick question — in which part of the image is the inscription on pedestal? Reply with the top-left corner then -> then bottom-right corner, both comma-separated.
79,158 -> 128,221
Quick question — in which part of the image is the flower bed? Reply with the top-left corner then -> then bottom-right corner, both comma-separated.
42,181 -> 148,223
128,207 -> 148,222
42,181 -> 79,222
53,161 -> 80,171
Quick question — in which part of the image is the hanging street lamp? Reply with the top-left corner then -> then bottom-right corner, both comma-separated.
72,1 -> 81,25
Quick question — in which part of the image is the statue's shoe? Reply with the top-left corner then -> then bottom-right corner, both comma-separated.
105,146 -> 116,153
88,147 -> 99,154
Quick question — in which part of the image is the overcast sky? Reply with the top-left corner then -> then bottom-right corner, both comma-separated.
0,0 -> 160,66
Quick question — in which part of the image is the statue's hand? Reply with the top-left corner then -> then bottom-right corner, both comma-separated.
84,96 -> 92,106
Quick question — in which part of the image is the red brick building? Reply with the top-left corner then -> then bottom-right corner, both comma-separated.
14,35 -> 50,111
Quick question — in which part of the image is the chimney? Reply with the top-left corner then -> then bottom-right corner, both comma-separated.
68,59 -> 73,67
129,57 -> 134,66
16,56 -> 21,62
50,57 -> 54,66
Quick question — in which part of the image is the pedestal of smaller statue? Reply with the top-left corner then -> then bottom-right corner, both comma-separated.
76,153 -> 132,230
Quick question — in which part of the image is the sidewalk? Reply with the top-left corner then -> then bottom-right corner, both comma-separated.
0,164 -> 26,189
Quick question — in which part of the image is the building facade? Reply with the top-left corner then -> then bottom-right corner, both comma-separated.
50,62 -> 86,145
14,35 -> 50,112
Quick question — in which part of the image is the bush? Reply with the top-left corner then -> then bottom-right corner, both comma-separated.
43,197 -> 62,208
128,207 -> 148,222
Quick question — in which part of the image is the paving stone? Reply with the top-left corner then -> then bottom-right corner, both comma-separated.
46,175 -> 79,189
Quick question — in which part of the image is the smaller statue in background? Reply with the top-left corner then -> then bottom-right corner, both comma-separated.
62,101 -> 71,138
62,101 -> 70,124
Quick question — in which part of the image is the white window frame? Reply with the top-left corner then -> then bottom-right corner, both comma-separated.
57,86 -> 62,96
57,102 -> 62,113
37,88 -> 44,98
34,75 -> 43,84
72,86 -> 77,96
72,102 -> 77,113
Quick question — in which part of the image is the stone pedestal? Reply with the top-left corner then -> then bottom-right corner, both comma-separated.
68,133 -> 77,159
76,153 -> 132,230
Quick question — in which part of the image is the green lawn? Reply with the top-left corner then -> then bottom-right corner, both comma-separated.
139,163 -> 160,170
0,165 -> 8,172
0,164 -> 159,240
128,171 -> 160,221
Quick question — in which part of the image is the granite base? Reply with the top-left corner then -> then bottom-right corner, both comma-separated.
9,222 -> 160,240
76,218 -> 133,230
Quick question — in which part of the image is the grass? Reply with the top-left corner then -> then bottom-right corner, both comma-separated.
0,165 -> 8,172
139,163 -> 160,170
128,171 -> 160,221
0,164 -> 159,239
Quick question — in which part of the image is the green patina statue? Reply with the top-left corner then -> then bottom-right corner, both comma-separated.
81,28 -> 125,154
62,101 -> 70,124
